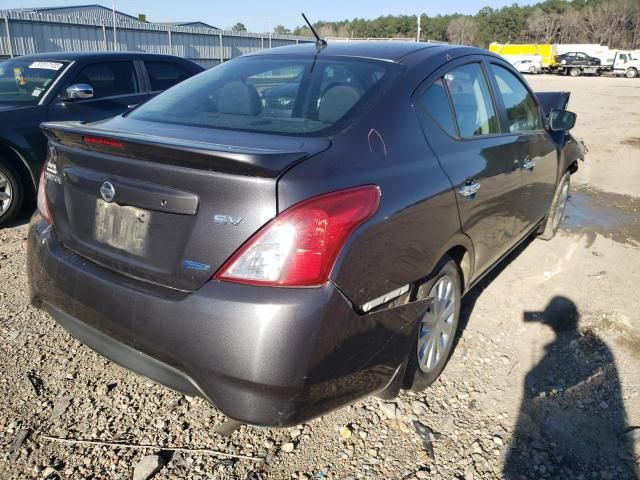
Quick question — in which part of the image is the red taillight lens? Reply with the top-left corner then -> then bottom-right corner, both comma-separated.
83,136 -> 123,148
36,164 -> 51,223
214,185 -> 381,287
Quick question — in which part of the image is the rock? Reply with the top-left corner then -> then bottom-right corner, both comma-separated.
132,455 -> 165,480
263,439 -> 275,449
51,397 -> 71,419
42,467 -> 58,479
493,436 -> 503,446
281,442 -> 295,453
380,402 -> 397,420
340,426 -> 352,439
415,471 -> 430,479
410,401 -> 428,416
8,428 -> 30,461
438,414 -> 455,433
412,421 -> 438,459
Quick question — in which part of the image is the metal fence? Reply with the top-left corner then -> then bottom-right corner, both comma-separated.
0,10 -> 314,68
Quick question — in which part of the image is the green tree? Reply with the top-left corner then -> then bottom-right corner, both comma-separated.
231,22 -> 247,32
273,25 -> 291,35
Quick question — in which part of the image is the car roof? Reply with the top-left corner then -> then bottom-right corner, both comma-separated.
5,51 -> 191,63
249,41 -> 452,62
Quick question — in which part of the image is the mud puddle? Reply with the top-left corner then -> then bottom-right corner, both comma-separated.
562,186 -> 640,246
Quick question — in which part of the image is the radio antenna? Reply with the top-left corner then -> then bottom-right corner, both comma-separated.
302,13 -> 327,50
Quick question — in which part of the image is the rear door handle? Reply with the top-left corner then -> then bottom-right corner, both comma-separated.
458,180 -> 480,199
522,157 -> 536,171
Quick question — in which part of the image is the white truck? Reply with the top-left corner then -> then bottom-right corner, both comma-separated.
608,51 -> 640,78
554,50 -> 639,78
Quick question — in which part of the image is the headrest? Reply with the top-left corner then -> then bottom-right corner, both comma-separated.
217,81 -> 262,116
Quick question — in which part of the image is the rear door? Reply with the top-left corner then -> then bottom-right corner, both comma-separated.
415,57 -> 523,276
48,60 -> 148,123
487,62 -> 557,237
142,60 -> 194,93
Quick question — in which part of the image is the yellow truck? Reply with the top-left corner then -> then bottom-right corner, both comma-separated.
489,43 -> 558,69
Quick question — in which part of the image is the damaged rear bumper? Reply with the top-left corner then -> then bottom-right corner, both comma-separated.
27,214 -> 429,426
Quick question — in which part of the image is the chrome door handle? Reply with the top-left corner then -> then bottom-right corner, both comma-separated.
522,157 -> 536,171
458,181 -> 480,198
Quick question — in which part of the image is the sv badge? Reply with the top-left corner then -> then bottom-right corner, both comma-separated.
213,214 -> 243,226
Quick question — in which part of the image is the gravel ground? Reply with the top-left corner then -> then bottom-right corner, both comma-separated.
1,75 -> 639,480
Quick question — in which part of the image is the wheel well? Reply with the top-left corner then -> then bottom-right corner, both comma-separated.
446,245 -> 470,290
567,160 -> 578,174
0,143 -> 36,196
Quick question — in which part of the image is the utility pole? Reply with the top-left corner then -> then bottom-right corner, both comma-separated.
112,0 -> 117,51
416,14 -> 421,43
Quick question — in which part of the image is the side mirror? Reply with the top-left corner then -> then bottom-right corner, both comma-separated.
549,109 -> 576,132
63,84 -> 94,101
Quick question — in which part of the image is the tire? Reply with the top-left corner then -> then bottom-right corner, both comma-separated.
625,68 -> 638,79
538,171 -> 570,241
404,256 -> 462,391
0,160 -> 23,228
569,67 -> 581,77
528,66 -> 538,74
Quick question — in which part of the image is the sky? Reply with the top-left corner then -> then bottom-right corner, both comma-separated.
1,0 -> 535,32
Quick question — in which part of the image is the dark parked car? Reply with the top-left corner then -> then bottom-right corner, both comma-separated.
0,52 -> 203,226
555,51 -> 601,66
27,42 -> 584,427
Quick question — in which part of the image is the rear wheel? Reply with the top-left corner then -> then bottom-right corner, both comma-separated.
404,257 -> 461,391
538,171 -> 570,241
528,65 -> 538,74
569,67 -> 581,77
625,68 -> 638,79
0,160 -> 23,227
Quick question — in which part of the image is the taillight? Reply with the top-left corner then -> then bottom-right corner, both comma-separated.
36,164 -> 51,223
214,185 -> 381,287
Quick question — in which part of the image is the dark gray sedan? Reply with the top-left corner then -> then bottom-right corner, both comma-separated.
27,41 -> 584,427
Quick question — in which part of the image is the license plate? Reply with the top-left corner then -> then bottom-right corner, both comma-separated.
93,199 -> 150,255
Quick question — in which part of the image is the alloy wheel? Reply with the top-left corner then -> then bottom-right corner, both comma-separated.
552,180 -> 569,231
417,275 -> 456,373
0,171 -> 13,217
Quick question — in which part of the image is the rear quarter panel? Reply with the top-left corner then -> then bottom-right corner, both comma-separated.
277,78 -> 465,307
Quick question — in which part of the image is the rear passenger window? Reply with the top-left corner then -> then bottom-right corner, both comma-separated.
421,79 -> 457,137
490,64 -> 543,133
146,61 -> 191,91
69,62 -> 138,99
444,63 -> 499,138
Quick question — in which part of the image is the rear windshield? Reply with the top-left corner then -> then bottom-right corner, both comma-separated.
129,55 -> 402,136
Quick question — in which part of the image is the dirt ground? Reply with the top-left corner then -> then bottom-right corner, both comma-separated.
0,75 -> 639,480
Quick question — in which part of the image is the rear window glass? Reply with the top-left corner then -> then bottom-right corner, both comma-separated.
129,55 -> 402,136
421,79 -> 457,137
146,61 -> 192,91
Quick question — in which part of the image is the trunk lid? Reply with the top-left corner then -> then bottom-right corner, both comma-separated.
41,118 -> 330,291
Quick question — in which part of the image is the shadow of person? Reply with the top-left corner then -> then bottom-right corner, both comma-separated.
504,296 -> 637,479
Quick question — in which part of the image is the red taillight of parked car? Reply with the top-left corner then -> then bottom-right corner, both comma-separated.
214,185 -> 381,287
36,165 -> 51,223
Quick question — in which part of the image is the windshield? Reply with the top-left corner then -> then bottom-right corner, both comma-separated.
129,55 -> 402,136
0,58 -> 69,105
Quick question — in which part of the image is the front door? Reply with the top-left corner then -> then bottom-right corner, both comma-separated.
486,62 -> 557,238
48,60 -> 148,123
415,59 -> 523,276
